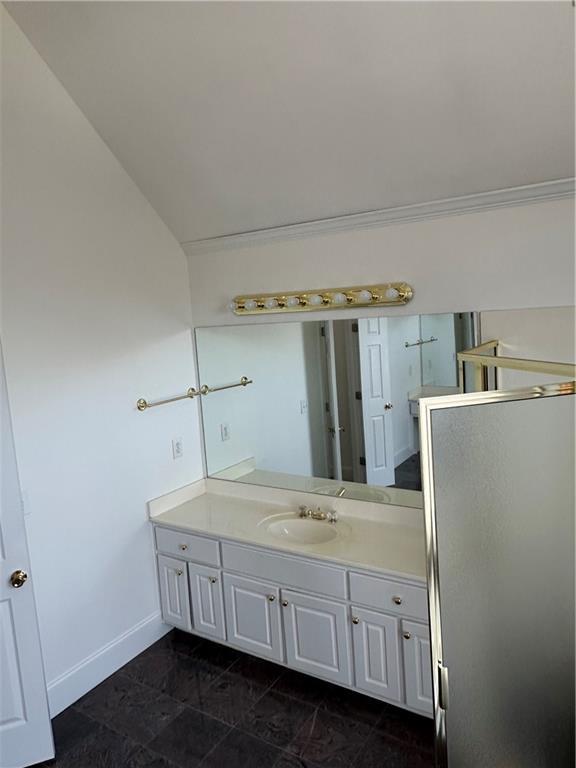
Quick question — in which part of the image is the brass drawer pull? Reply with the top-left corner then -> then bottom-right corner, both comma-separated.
281,600 -> 289,607
392,596 -> 403,605
176,569 -> 183,576
209,576 -> 218,584
403,631 -> 412,640
352,616 -> 360,625
267,594 -> 276,602
179,544 -> 188,551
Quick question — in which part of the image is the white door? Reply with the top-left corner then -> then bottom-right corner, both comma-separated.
402,620 -> 433,715
323,321 -> 343,480
358,318 -> 395,486
0,343 -> 54,767
188,563 -> 225,641
281,590 -> 352,685
223,574 -> 283,661
351,606 -> 402,702
157,555 -> 192,632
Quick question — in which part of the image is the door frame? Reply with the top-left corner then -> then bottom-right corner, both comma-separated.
419,381 -> 576,768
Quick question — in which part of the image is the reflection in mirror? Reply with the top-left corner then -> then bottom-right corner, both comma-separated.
196,313 -> 476,506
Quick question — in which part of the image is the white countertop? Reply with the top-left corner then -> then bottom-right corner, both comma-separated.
151,490 -> 427,582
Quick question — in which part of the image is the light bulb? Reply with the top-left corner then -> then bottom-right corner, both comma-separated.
308,294 -> 323,306
228,301 -> 239,312
385,286 -> 399,300
264,297 -> 278,309
286,296 -> 300,307
357,289 -> 373,303
331,292 -> 347,305
244,299 -> 258,311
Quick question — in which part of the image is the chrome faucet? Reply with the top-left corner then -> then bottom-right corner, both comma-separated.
298,505 -> 338,524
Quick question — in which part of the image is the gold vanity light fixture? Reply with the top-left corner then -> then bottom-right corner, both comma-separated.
230,282 -> 413,315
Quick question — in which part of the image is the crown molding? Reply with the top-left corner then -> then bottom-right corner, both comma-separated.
182,178 -> 575,257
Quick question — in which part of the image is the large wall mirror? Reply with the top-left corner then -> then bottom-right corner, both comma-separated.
195,312 -> 476,507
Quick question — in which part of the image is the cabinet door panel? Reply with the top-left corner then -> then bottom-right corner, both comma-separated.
402,620 -> 433,715
157,555 -> 191,632
188,563 -> 225,641
282,590 -> 351,685
352,606 -> 401,702
223,574 -> 283,661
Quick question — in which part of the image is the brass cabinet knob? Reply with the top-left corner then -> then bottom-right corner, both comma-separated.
403,632 -> 412,640
281,600 -> 289,607
392,596 -> 403,605
179,544 -> 188,551
209,577 -> 217,584
352,616 -> 360,625
267,594 -> 276,602
176,569 -> 183,577
10,569 -> 28,588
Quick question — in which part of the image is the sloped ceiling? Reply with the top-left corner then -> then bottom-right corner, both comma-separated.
6,1 -> 575,243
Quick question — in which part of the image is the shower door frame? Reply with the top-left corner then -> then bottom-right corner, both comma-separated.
419,380 -> 576,767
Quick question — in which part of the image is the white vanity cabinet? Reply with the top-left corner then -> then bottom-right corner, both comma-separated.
223,574 -> 284,662
187,563 -> 226,641
153,525 -> 433,717
351,606 -> 402,702
402,619 -> 433,714
157,554 -> 192,632
282,590 -> 352,685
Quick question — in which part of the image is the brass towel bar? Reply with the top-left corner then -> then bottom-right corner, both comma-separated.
200,376 -> 253,395
405,336 -> 438,348
136,376 -> 253,411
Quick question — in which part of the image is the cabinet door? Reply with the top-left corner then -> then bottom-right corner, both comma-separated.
351,606 -> 401,702
157,555 -> 191,632
402,620 -> 433,715
282,590 -> 351,685
188,563 -> 225,641
223,574 -> 283,661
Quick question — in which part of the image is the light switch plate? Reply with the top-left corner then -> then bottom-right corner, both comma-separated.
172,437 -> 184,459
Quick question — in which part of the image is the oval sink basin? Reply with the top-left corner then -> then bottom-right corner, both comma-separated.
264,517 -> 339,545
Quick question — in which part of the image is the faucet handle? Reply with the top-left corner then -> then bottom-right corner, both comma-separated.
327,510 -> 338,523
298,505 -> 309,517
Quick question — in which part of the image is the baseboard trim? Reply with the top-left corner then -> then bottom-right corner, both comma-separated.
394,446 -> 415,468
46,612 -> 170,716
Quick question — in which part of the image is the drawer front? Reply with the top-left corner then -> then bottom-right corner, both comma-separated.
349,572 -> 428,621
221,542 -> 347,599
155,527 -> 220,566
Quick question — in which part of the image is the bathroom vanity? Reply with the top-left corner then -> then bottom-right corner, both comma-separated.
149,481 -> 433,717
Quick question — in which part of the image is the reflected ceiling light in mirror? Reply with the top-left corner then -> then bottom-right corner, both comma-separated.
230,283 -> 413,315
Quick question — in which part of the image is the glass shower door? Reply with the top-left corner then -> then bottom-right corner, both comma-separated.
420,383 -> 575,768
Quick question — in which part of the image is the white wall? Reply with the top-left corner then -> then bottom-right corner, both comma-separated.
1,10 -> 203,714
196,323 -> 316,477
420,314 -> 457,386
185,197 -> 574,327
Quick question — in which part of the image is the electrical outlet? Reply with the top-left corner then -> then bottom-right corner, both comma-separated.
220,423 -> 231,442
172,437 -> 184,459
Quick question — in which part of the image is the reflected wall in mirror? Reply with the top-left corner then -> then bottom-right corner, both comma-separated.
196,313 -> 476,507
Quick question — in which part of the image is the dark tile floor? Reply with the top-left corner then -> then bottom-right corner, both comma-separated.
39,631 -> 434,768
392,453 -> 422,492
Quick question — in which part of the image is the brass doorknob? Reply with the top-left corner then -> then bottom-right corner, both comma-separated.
384,402 -> 393,410
10,569 -> 28,588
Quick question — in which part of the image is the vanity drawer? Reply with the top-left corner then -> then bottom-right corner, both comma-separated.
349,572 -> 428,621
155,527 -> 220,566
221,542 -> 347,599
